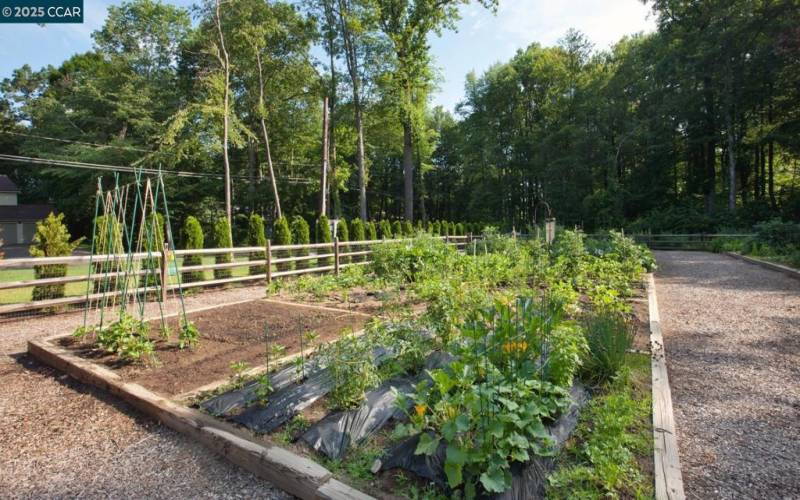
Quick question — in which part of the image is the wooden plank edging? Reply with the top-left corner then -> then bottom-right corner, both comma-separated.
27,334 -> 375,500
724,252 -> 800,280
647,274 -> 686,500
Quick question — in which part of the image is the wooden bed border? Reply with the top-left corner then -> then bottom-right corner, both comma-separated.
724,252 -> 800,280
28,332 -> 374,500
647,273 -> 686,500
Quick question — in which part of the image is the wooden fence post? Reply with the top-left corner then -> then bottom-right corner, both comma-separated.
266,240 -> 272,284
334,237 -> 340,276
160,246 -> 169,303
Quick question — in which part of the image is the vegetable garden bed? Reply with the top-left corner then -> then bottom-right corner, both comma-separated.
29,231 -> 661,499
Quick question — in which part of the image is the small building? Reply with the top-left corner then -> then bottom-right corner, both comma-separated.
0,175 -> 55,246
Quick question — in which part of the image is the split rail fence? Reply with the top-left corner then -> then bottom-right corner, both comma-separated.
0,235 -> 471,319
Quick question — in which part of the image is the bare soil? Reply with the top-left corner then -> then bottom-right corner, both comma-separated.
60,299 -> 370,396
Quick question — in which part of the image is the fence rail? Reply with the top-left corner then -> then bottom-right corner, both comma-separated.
631,233 -> 754,250
0,235 -> 471,318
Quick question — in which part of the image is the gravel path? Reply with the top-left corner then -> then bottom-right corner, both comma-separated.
0,285 -> 292,499
655,251 -> 800,499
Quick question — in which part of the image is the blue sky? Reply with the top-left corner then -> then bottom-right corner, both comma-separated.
0,0 -> 655,112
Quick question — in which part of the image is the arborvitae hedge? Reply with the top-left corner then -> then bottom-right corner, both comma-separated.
392,221 -> 403,238
272,216 -> 293,272
378,220 -> 392,239
336,218 -> 350,264
415,220 -> 423,232
182,216 -> 204,283
366,221 -> 378,241
30,213 -> 83,301
403,220 -> 414,236
317,215 -> 333,266
441,220 -> 450,237
247,214 -> 266,275
426,220 -> 433,233
456,222 -> 465,236
291,216 -> 311,269
432,220 -> 441,235
350,219 -> 365,262
213,218 -> 233,280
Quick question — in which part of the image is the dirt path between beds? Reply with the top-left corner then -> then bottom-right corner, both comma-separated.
0,285 -> 292,499
654,251 -> 800,499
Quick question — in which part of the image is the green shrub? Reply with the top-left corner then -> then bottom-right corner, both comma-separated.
371,234 -> 459,283
546,321 -> 588,387
181,216 -> 204,283
425,220 -> 433,233
317,215 -> 333,266
455,222 -> 465,236
754,219 -> 800,248
392,220 -> 403,238
431,220 -> 441,235
29,213 -> 84,301
403,220 -> 414,237
336,218 -> 350,264
416,220 -> 424,232
441,220 -> 450,236
213,218 -> 233,279
272,216 -> 293,272
581,312 -> 635,383
366,221 -> 378,241
350,218 -> 366,262
378,220 -> 392,239
291,216 -> 312,269
247,214 -> 266,275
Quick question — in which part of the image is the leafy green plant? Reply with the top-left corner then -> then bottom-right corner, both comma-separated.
179,318 -> 200,349
229,361 -> 250,388
350,218 -> 366,262
366,221 -> 378,241
95,312 -> 155,362
371,234 -> 459,283
324,331 -> 381,410
392,220 -> 403,238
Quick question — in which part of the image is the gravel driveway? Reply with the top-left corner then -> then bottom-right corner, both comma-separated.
655,251 -> 800,499
0,285 -> 291,499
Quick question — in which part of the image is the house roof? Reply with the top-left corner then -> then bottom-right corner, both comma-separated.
0,175 -> 19,193
0,204 -> 55,222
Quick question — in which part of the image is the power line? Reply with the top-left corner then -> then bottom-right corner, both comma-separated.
0,154 -> 316,185
0,130 -> 152,152
1,129 -> 321,168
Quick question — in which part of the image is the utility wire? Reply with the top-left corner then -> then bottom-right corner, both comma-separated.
0,154 -> 316,184
0,129 -> 320,168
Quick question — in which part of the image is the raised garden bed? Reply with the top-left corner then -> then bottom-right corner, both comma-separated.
29,231 -> 665,499
59,299 -> 370,396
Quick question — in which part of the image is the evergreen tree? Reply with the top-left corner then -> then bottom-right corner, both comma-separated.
29,213 -> 83,301
181,215 -> 204,283
272,216 -> 293,272
246,214 -> 266,275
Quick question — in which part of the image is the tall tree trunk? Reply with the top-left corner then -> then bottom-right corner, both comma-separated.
768,140 -> 776,209
328,50 -> 340,219
214,0 -> 232,234
320,97 -> 330,217
402,120 -> 414,221
725,112 -> 736,212
255,52 -> 281,219
337,0 -> 367,221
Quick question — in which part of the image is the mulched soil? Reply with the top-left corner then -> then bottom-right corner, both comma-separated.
60,299 -> 370,396
655,251 -> 800,499
0,284 -> 291,499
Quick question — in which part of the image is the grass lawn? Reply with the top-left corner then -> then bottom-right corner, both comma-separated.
0,256 -> 260,304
